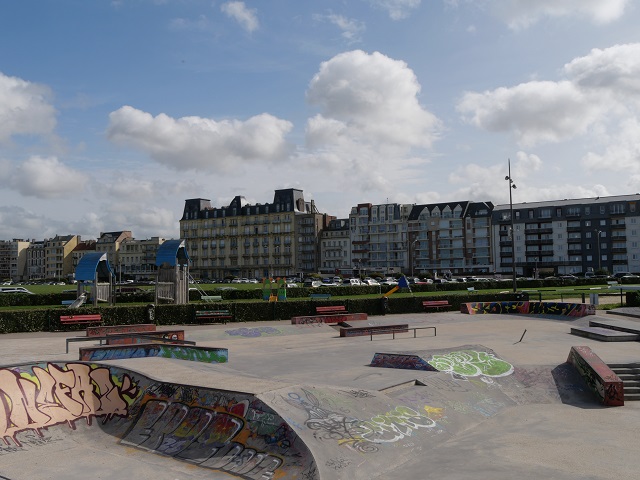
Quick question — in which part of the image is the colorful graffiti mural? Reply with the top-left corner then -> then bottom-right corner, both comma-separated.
0,362 -> 317,479
427,350 -> 514,378
79,345 -> 228,364
462,301 -> 595,316
0,363 -> 139,446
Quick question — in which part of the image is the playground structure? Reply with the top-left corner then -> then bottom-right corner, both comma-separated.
73,252 -> 115,307
262,277 -> 287,301
154,239 -> 190,305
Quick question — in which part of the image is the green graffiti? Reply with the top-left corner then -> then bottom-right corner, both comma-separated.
427,350 -> 513,378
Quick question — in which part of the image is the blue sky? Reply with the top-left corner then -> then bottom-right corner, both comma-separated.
1,0 -> 639,241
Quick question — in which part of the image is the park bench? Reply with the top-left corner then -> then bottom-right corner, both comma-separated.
195,309 -> 232,324
201,295 -> 222,302
61,300 -> 75,306
309,293 -> 332,300
422,300 -> 451,311
316,305 -> 347,315
60,314 -> 102,327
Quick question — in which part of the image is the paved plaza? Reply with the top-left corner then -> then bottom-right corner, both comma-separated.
1,308 -> 640,479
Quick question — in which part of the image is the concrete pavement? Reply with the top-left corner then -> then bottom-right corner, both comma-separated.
1,308 -> 640,479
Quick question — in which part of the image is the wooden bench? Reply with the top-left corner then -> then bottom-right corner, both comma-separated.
201,295 -> 222,302
316,305 -> 347,315
195,309 -> 232,324
310,293 -> 332,300
60,314 -> 102,327
423,300 -> 451,311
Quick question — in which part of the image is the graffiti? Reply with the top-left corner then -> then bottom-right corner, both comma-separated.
284,389 -> 378,453
326,457 -> 352,470
370,353 -> 437,371
284,389 -> 439,453
293,316 -> 323,326
0,363 -> 139,446
0,431 -> 62,455
225,327 -> 282,338
159,345 -> 228,364
427,350 -> 514,378
567,346 -> 624,406
122,399 -> 283,480
529,302 -> 595,316
337,389 -> 376,398
358,406 -> 436,444
462,301 -> 529,315
80,345 -> 228,364
462,301 -> 595,316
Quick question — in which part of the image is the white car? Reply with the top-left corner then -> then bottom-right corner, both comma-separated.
0,287 -> 34,294
363,278 -> 380,286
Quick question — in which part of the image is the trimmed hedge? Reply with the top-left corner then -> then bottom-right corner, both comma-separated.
0,291 -> 529,334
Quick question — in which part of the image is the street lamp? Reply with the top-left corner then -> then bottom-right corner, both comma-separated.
505,159 -> 517,293
594,229 -> 602,272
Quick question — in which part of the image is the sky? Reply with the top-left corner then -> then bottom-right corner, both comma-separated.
1,0 -> 640,242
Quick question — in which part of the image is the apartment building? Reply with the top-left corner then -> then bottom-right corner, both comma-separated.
96,231 -> 133,274
0,239 -> 30,282
492,194 -> 640,277
407,201 -> 494,277
319,218 -> 351,276
180,189 -> 329,280
348,203 -> 413,276
44,235 -> 80,281
119,236 -> 166,280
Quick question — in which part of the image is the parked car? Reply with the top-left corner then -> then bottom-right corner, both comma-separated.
363,278 -> 380,286
0,287 -> 34,294
342,278 -> 363,286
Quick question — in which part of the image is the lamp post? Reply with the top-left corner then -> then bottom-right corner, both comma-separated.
505,159 -> 517,293
594,229 -> 602,272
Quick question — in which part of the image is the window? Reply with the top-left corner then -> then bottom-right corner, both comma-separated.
585,220 -> 591,227
556,208 -> 562,216
600,220 -> 606,226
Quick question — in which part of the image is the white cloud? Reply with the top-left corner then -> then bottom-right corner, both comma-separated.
313,13 -> 365,43
307,50 -> 440,149
302,50 -> 440,199
221,1 -> 259,33
7,156 -> 89,199
0,72 -> 57,143
582,117 -> 640,174
457,81 -> 603,147
368,0 -> 421,20
563,43 -> 640,101
490,0 -> 629,30
107,106 -> 293,171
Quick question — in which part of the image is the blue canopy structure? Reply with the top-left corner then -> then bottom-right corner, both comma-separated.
155,239 -> 190,267
73,252 -> 114,306
75,252 -> 114,282
155,239 -> 190,305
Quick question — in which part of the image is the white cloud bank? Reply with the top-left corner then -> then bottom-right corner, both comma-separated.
107,106 -> 293,171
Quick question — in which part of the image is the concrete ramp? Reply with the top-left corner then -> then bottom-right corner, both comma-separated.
0,361 -> 316,480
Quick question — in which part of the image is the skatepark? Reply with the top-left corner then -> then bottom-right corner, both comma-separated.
1,307 -> 640,480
